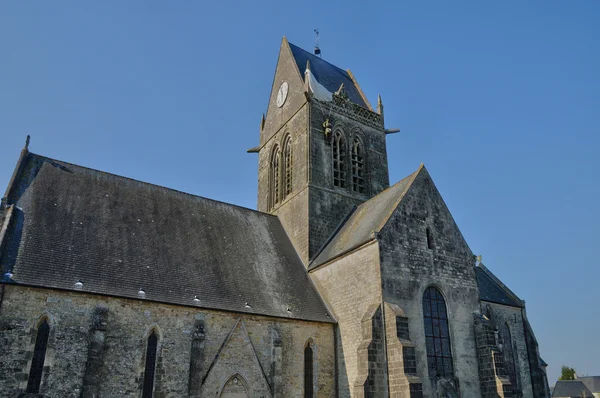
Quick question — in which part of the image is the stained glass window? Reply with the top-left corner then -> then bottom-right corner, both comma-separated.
423,287 -> 453,378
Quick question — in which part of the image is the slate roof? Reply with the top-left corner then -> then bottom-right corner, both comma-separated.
288,42 -> 369,109
579,377 -> 600,393
476,265 -> 524,308
0,152 -> 333,323
552,380 -> 594,397
310,166 -> 422,268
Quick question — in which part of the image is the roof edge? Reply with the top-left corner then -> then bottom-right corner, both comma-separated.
2,138 -> 30,206
375,164 -> 424,233
27,152 -> 271,218
478,263 -> 525,307
346,69 -> 374,111
0,282 -> 336,324
309,238 -> 378,272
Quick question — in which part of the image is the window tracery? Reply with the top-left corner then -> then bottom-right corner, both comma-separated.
423,286 -> 453,378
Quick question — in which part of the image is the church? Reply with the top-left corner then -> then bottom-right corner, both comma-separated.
0,38 -> 549,397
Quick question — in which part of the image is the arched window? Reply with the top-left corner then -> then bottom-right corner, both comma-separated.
304,344 -> 314,398
501,323 -> 518,391
423,287 -> 453,378
351,138 -> 365,193
282,136 -> 293,198
333,131 -> 346,188
142,329 -> 159,398
269,145 -> 281,210
26,317 -> 50,393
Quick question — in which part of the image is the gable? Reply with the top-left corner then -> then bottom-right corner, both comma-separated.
310,165 -> 473,268
309,167 -> 419,268
0,152 -> 332,323
261,38 -> 308,145
201,319 -> 272,397
378,165 -> 473,260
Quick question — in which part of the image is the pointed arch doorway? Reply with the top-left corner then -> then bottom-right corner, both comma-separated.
220,374 -> 250,398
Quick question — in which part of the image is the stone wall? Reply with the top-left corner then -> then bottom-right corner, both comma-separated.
310,241 -> 383,398
307,100 -> 389,260
485,302 -> 535,397
0,285 -> 335,398
377,167 -> 482,397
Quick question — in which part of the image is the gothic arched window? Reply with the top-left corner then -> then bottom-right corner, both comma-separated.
501,323 -> 518,391
142,329 -> 159,398
269,145 -> 281,210
423,287 -> 453,378
304,344 -> 314,398
351,138 -> 365,193
26,317 -> 50,393
282,136 -> 293,198
333,131 -> 346,188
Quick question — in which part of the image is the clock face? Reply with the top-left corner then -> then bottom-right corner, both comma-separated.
276,81 -> 288,108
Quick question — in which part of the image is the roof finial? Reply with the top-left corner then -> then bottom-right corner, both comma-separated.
25,135 -> 30,151
314,28 -> 321,57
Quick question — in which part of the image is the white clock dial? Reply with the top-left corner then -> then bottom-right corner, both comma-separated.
276,81 -> 288,107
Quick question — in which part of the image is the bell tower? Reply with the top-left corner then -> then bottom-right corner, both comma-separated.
251,38 -> 391,264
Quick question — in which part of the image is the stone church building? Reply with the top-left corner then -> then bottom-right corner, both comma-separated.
0,38 -> 549,397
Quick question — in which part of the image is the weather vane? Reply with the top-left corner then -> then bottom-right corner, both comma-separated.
314,28 -> 321,57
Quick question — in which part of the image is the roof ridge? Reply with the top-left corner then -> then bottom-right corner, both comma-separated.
287,41 -> 349,76
28,152 -> 273,218
374,164 -> 424,232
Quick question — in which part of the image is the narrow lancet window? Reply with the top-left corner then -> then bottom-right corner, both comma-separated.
351,138 -> 365,193
423,287 -> 453,378
142,330 -> 158,398
269,145 -> 281,210
501,323 -> 518,391
283,136 -> 293,197
304,344 -> 314,398
426,227 -> 434,250
26,318 -> 50,393
333,132 -> 346,188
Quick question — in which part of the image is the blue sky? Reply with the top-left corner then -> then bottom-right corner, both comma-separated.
1,1 -> 598,384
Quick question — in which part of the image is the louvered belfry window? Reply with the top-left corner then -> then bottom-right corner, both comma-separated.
333,132 -> 346,188
142,330 -> 158,398
269,145 -> 281,210
423,287 -> 453,378
304,345 -> 314,398
26,318 -> 50,393
283,136 -> 293,197
351,138 -> 365,193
